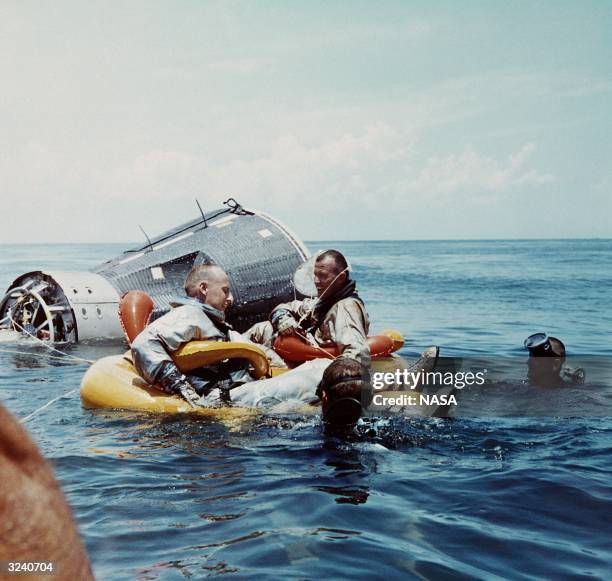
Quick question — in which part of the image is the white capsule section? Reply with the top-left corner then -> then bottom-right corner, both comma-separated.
1,271 -> 124,342
44,271 -> 123,340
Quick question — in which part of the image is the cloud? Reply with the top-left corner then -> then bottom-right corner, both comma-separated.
409,143 -> 555,198
207,58 -> 275,74
403,71 -> 612,132
107,127 -> 553,207
99,123 -> 413,210
0,123 -> 556,242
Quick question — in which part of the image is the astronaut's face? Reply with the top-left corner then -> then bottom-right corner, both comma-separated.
314,256 -> 346,298
199,268 -> 233,312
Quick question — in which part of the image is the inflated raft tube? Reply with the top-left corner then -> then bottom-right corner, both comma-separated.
82,354 -> 197,413
119,290 -> 154,346
81,341 -> 271,413
273,329 -> 405,364
173,340 -> 269,378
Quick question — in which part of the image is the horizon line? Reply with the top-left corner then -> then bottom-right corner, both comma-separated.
0,237 -> 611,246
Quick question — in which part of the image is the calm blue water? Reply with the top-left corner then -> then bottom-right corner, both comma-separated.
1,240 -> 611,579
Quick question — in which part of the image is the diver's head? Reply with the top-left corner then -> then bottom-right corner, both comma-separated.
524,332 -> 566,386
314,250 -> 349,298
318,357 -> 370,428
184,264 -> 234,312
524,332 -> 566,358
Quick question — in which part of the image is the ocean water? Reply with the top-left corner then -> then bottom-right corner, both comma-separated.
0,240 -> 611,579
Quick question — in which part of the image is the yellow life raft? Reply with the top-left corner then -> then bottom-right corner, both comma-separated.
80,339 -> 411,415
80,341 -> 277,415
84,289 -> 409,415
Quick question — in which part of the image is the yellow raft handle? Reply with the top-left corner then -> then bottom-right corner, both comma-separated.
172,341 -> 270,379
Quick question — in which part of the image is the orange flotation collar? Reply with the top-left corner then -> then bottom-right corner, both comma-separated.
274,333 -> 401,364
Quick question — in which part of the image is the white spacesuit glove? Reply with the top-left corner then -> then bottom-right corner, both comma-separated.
276,314 -> 299,336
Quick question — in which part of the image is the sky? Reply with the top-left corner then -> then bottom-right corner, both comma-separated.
1,1 -> 611,242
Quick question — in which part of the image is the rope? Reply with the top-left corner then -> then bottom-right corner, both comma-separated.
293,330 -> 340,360
1,316 -> 94,424
295,266 -> 351,329
19,389 -> 79,424
0,346 -> 90,363
289,265 -> 351,361
6,313 -> 95,364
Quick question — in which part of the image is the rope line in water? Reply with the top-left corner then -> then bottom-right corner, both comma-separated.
6,313 -> 96,364
2,317 -> 94,424
0,346 -> 91,363
19,389 -> 80,424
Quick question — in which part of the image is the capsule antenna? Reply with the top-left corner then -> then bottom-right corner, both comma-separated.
195,199 -> 207,227
138,224 -> 153,251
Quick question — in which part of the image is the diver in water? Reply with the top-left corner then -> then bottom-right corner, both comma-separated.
317,357 -> 372,429
524,332 -> 585,387
246,249 -> 371,367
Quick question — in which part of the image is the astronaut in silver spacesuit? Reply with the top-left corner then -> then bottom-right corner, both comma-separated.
246,249 -> 371,367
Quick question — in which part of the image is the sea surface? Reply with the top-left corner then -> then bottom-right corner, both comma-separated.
0,240 -> 611,579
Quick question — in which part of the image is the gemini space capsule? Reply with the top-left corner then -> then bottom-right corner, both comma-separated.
0,200 -> 309,342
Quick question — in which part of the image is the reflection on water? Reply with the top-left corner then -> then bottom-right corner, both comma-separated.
316,440 -> 373,505
316,486 -> 369,505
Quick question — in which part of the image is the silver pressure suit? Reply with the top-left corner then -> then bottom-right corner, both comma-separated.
248,296 -> 371,367
131,298 -> 254,396
131,297 -> 325,407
